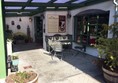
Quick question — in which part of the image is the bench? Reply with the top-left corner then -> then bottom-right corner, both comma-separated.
74,43 -> 87,56
45,34 -> 72,51
74,44 -> 86,52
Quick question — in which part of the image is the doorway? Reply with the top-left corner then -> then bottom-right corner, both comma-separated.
34,17 -> 43,46
74,9 -> 109,46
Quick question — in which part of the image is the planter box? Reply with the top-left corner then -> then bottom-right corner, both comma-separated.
5,71 -> 39,83
11,59 -> 19,72
7,41 -> 12,56
102,66 -> 118,83
12,59 -> 19,66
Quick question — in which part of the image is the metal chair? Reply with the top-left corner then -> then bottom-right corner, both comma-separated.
53,41 -> 63,60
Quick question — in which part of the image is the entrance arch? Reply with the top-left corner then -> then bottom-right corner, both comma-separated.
74,9 -> 109,45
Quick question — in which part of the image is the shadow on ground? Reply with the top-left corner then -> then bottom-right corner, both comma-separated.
13,43 -> 105,83
13,43 -> 42,52
61,49 -> 105,83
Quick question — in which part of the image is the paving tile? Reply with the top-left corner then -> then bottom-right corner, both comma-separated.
9,43 -> 105,83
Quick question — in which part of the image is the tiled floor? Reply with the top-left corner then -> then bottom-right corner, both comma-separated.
6,43 -> 105,83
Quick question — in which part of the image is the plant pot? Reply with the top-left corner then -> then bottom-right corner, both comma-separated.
5,71 -> 39,83
12,59 -> 19,66
28,72 -> 39,83
102,66 -> 118,83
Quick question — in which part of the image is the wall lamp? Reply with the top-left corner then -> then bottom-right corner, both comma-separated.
29,17 -> 32,22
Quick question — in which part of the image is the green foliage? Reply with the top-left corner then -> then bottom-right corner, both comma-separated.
11,55 -> 19,60
6,30 -> 13,42
13,32 -> 32,43
13,32 -> 27,40
13,71 -> 30,83
95,23 -> 118,71
109,22 -> 118,38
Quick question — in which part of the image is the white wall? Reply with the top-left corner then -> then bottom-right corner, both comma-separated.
69,1 -> 115,57
42,1 -> 115,52
70,1 -> 114,36
5,1 -> 115,56
5,17 -> 34,41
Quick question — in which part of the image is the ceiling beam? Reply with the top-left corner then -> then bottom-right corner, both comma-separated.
70,0 -> 110,10
48,0 -> 57,4
30,8 -> 45,16
30,0 -> 57,16
65,0 -> 78,4
21,0 -> 33,10
5,9 -> 36,12
4,2 -> 69,7
4,0 -> 110,8
4,0 -> 110,17
5,13 -> 31,17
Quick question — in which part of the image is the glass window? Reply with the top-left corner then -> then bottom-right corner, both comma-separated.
74,11 -> 109,46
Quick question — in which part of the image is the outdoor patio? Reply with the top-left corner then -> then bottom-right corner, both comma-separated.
9,43 -> 105,83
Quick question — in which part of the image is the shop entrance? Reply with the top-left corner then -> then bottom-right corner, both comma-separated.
34,17 -> 43,46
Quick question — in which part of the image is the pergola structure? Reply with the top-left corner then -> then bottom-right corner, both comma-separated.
4,0 -> 109,17
0,0 -> 111,79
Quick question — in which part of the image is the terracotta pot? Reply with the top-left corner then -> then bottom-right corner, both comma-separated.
12,59 -> 19,66
28,72 -> 39,83
102,66 -> 118,83
6,71 -> 39,83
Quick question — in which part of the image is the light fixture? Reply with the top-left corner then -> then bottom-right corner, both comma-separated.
46,7 -> 55,9
29,18 -> 32,22
58,7 -> 68,9
19,18 -> 22,21
67,11 -> 71,18
17,12 -> 22,15
40,14 -> 45,19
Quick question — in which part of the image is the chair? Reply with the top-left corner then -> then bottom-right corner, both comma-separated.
53,41 -> 63,60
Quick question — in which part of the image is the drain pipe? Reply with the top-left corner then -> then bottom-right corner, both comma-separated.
113,0 -> 118,22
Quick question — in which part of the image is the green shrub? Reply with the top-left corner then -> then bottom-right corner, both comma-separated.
95,23 -> 118,71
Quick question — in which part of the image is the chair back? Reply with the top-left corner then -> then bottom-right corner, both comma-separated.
54,42 -> 63,52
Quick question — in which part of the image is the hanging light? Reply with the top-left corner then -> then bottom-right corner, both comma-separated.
29,18 -> 32,22
19,18 -> 22,21
67,11 -> 71,18
40,14 -> 45,19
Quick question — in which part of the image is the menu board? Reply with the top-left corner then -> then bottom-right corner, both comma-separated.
47,14 -> 66,33
48,15 -> 59,33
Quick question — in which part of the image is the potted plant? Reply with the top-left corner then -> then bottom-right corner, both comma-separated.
5,71 -> 39,83
95,23 -> 118,83
11,55 -> 19,66
11,55 -> 19,72
13,32 -> 27,44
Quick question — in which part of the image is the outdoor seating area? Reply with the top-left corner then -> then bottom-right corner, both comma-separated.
0,0 -> 118,82
45,34 -> 73,60
6,43 -> 105,83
